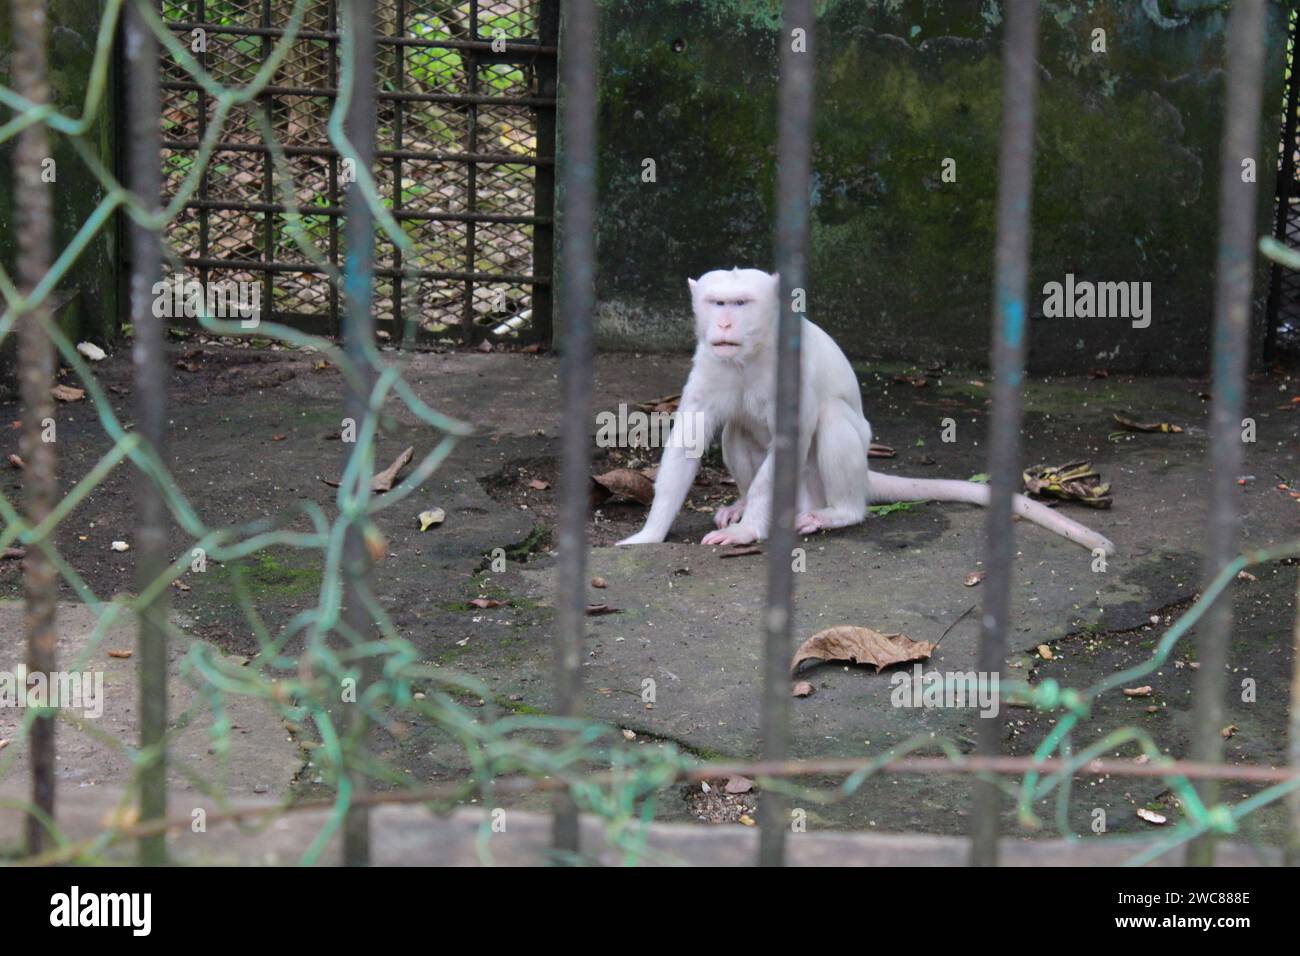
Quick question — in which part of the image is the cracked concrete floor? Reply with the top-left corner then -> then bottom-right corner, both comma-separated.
0,343 -> 1296,851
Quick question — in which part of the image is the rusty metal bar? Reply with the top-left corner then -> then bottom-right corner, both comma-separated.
161,137 -> 554,165
969,0 -> 1040,868
1187,0 -> 1267,868
1288,571 -> 1300,866
177,256 -> 543,285
159,82 -> 556,110
759,0 -> 815,868
1264,12 -> 1299,361
393,0 -> 407,344
126,0 -> 169,866
531,0 -> 560,344
340,0 -> 378,867
181,197 -> 550,225
162,20 -> 557,55
11,0 -> 57,858
552,0 -> 597,860
462,0 -> 481,345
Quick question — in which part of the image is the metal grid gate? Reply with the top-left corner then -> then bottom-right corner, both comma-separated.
1267,6 -> 1299,357
157,0 -> 556,346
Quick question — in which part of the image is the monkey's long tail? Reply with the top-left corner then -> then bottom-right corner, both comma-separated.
867,472 -> 1116,555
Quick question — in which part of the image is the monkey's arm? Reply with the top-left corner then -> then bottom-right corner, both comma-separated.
616,399 -> 718,545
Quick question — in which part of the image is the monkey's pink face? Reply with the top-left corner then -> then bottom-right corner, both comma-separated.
688,269 -> 779,361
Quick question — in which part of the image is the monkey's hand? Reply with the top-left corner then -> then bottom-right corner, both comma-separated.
700,524 -> 761,547
713,500 -> 746,528
615,529 -> 664,546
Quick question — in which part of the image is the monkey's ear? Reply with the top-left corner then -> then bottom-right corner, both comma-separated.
687,277 -> 698,292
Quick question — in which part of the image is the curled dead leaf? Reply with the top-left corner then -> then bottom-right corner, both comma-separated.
1221,724 -> 1238,739
107,649 -> 132,659
590,468 -> 655,507
1123,685 -> 1153,697
1136,807 -> 1167,826
725,775 -> 754,794
964,571 -> 984,587
470,597 -> 504,609
791,626 -> 935,675
792,681 -> 815,698
1036,644 -> 1053,660
591,576 -> 607,589
52,384 -> 85,402
527,478 -> 550,491
418,508 -> 446,531
372,446 -> 414,493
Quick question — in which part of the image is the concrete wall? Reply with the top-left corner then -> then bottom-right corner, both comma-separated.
574,0 -> 1290,373
0,0 -> 118,349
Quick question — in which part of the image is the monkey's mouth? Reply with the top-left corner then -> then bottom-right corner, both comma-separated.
711,340 -> 742,355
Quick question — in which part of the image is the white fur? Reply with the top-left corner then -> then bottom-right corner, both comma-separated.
616,268 -> 1115,554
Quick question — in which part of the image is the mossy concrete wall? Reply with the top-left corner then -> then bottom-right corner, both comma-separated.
0,0 -> 118,346
574,0 -> 1289,373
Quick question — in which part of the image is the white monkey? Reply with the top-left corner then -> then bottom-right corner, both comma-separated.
616,267 -> 1115,554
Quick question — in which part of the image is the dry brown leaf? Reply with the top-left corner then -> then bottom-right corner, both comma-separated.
1123,685 -> 1153,697
372,446 -> 414,493
527,478 -> 550,490
591,576 -> 607,589
725,775 -> 754,794
719,545 -> 763,558
791,626 -> 935,675
792,681 -> 815,698
964,571 -> 984,587
470,597 -> 504,609
738,814 -> 756,827
476,339 -> 494,353
107,649 -> 132,659
172,579 -> 192,592
1036,644 -> 1054,660
1221,724 -> 1238,739
52,384 -> 85,402
868,442 -> 896,459
1136,807 -> 1167,825
590,468 -> 655,507
586,604 -> 621,616
8,453 -> 24,469
1113,414 -> 1183,434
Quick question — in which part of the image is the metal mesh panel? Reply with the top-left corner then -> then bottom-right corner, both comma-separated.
159,0 -> 555,345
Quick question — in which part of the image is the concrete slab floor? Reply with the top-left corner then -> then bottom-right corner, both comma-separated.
0,344 -> 1296,852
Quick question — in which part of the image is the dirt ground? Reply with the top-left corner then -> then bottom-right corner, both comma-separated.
1,334 -> 1297,857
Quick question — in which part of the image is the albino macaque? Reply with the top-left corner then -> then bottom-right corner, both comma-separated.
616,268 -> 1115,554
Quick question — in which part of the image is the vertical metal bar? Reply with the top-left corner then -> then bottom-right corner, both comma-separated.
341,0 -> 378,867
328,0 -> 341,337
393,0 -> 407,344
532,0 -> 559,346
197,0 -> 210,297
462,1 -> 480,344
261,0 -> 275,327
969,0 -> 1039,868
758,0 -> 815,869
1187,0 -> 1266,868
1287,570 -> 1300,866
126,0 -> 169,866
1266,13 -> 1299,362
552,0 -> 597,860
11,0 -> 58,858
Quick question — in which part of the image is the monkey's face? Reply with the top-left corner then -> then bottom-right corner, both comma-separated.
688,268 -> 779,362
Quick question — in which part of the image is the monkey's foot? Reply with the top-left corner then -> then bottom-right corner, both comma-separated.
615,530 -> 662,546
713,501 -> 746,528
795,512 -> 823,535
701,524 -> 760,547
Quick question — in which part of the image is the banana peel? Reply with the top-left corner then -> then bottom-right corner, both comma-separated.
1022,460 -> 1112,509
